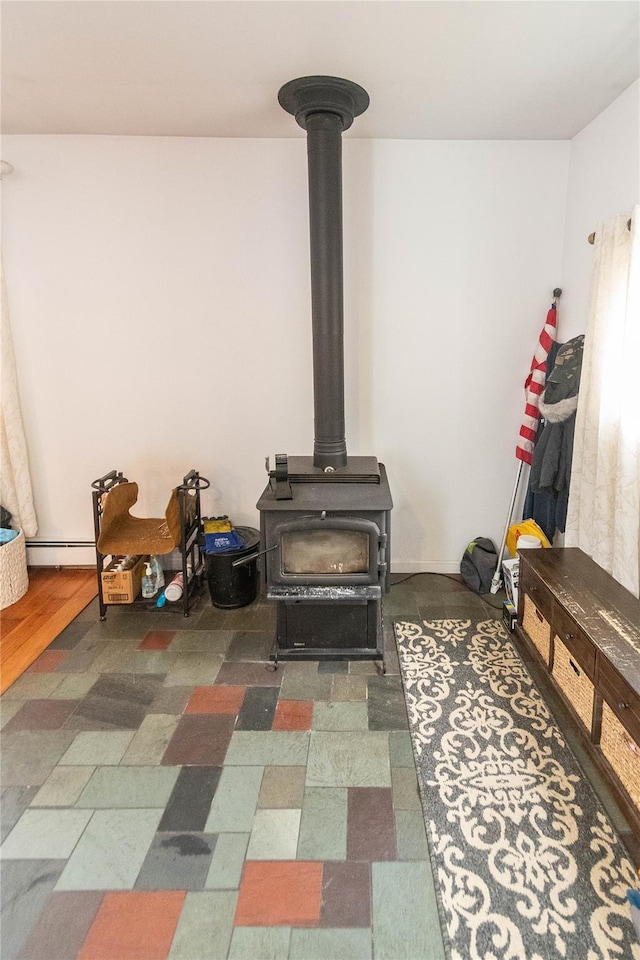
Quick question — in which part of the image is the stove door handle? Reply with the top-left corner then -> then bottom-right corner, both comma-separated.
231,544 -> 278,568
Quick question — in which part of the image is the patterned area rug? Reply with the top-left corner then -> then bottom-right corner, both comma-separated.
394,618 -> 640,960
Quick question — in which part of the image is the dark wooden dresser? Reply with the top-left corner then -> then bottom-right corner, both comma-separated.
516,547 -> 640,838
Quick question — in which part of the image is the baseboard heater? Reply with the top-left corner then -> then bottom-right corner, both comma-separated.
26,541 -> 95,548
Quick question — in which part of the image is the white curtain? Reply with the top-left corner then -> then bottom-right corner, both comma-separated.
565,206 -> 640,597
0,256 -> 38,537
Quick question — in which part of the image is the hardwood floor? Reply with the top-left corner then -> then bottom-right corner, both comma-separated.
0,568 -> 97,694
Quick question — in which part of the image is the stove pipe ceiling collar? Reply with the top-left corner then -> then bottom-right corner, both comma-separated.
278,76 -> 369,471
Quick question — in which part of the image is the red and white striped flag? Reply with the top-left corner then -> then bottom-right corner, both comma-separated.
515,303 -> 557,464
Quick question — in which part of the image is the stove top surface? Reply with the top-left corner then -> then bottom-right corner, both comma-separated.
256,461 -> 393,511
284,456 -> 381,482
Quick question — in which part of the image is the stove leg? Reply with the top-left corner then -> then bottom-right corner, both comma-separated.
377,606 -> 385,674
270,636 -> 280,671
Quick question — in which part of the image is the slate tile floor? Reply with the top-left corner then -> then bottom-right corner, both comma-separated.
1,573 -> 638,960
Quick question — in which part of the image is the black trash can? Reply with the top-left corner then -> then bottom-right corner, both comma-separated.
204,526 -> 260,609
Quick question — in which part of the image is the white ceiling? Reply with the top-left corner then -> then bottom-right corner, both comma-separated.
2,1 -> 639,140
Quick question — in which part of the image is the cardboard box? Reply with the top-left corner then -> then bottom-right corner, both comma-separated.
101,555 -> 144,603
502,600 -> 517,633
502,557 -> 520,610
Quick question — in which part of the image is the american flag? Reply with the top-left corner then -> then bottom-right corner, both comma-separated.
515,303 -> 558,464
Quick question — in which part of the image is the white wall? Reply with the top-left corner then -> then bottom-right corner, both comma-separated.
2,134 -> 569,569
560,79 -> 640,340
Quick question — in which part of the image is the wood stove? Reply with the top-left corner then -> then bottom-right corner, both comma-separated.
258,456 -> 391,664
257,77 -> 392,666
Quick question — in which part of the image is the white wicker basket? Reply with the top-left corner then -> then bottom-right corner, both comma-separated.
0,529 -> 29,609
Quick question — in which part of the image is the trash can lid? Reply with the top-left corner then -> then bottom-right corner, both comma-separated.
233,527 -> 260,551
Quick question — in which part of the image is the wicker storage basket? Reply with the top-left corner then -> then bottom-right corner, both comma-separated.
522,595 -> 552,664
600,702 -> 640,811
552,635 -> 595,731
0,529 -> 29,610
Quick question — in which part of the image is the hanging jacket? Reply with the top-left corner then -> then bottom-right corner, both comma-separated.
527,335 -> 585,536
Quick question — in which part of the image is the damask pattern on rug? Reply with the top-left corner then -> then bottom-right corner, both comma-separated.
395,618 -> 640,960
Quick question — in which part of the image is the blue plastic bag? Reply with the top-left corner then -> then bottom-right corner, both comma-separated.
203,530 -> 246,553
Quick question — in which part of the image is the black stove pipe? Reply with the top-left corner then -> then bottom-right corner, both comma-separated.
278,76 -> 369,471
306,111 -> 346,470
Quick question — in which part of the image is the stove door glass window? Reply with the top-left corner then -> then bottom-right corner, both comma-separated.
281,529 -> 369,576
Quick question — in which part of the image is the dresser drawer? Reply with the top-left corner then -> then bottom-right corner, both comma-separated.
520,563 -> 555,624
598,658 -> 640,745
600,701 -> 640,812
553,604 -> 596,680
552,635 -> 595,731
522,595 -> 552,664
